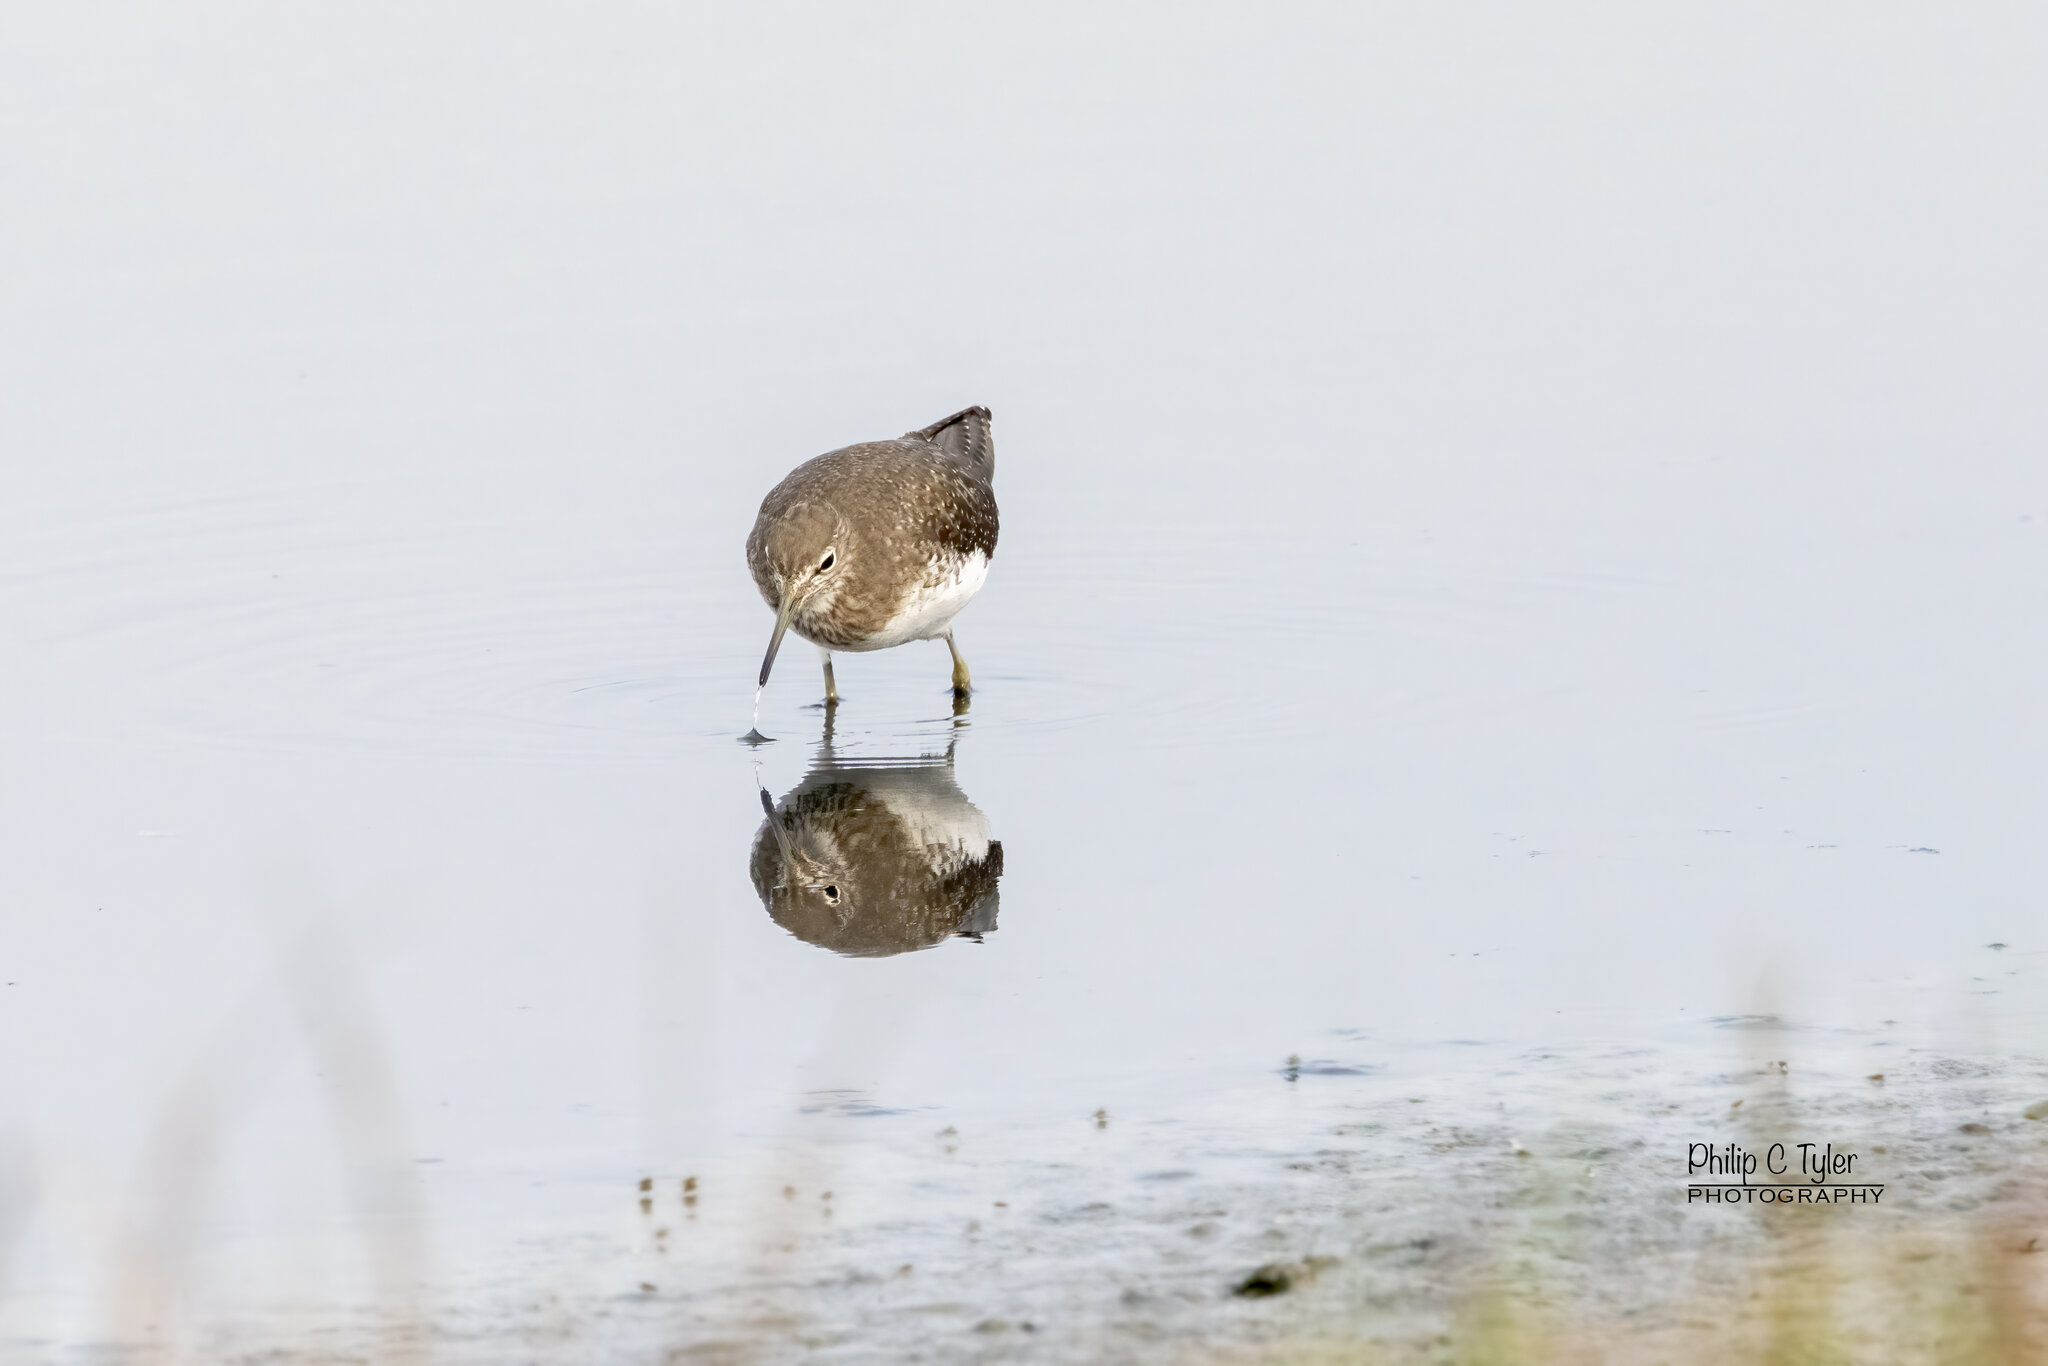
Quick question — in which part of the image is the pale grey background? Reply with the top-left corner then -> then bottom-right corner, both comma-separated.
2,3 -> 2044,1355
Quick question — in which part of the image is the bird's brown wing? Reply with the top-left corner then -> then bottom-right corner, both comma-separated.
906,406 -> 994,484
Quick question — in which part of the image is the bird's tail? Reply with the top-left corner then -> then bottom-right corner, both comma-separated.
909,406 -> 994,480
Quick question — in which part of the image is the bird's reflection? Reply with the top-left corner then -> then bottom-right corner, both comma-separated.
750,722 -> 1003,957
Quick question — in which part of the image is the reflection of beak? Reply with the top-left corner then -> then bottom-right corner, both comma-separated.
758,787 -> 799,866
758,592 -> 795,688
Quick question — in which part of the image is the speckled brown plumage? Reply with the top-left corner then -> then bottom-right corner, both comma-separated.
749,758 -> 1003,957
746,407 -> 999,697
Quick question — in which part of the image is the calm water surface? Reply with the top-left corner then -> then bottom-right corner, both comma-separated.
3,6 -> 2047,1361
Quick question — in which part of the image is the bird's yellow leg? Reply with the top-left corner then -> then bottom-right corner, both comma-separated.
819,647 -> 838,705
944,631 -> 970,697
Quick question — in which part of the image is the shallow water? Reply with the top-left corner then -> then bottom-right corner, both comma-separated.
5,6 -> 2048,1361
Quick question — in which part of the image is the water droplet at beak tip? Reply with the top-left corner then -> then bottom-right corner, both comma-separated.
741,686 -> 773,744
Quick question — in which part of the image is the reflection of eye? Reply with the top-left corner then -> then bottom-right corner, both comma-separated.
818,551 -> 835,572
822,884 -> 840,903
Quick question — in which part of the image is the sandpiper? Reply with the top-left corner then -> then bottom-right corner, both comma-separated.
747,406 -> 998,705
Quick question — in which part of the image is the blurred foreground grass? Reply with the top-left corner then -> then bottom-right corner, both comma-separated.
1210,1209 -> 2046,1365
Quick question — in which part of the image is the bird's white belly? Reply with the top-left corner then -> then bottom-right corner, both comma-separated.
855,550 -> 989,650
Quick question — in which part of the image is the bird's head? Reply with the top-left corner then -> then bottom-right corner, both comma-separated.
757,500 -> 848,687
762,501 -> 845,600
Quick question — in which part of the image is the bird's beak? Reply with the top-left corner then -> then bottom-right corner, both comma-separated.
759,591 -> 795,688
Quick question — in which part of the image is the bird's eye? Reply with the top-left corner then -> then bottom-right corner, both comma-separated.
822,884 -> 840,903
818,551 -> 835,572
